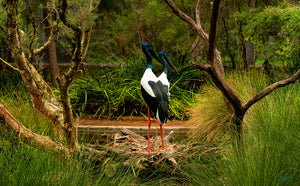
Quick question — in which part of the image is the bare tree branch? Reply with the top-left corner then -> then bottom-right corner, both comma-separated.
195,0 -> 203,26
54,0 -> 96,149
191,62 -> 211,71
0,57 -> 20,72
164,0 -> 208,41
164,0 -> 225,75
166,0 -> 300,142
60,0 -> 95,88
58,0 -> 81,33
207,0 -> 220,65
0,103 -> 68,153
34,28 -> 56,55
244,69 -> 300,111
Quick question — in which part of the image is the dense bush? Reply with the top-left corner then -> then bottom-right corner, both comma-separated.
64,58 -> 206,120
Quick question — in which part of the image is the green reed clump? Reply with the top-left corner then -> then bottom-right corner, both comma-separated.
66,59 -> 202,120
0,84 -> 137,185
223,83 -> 300,185
0,131 -> 139,185
189,69 -> 300,185
189,70 -> 269,143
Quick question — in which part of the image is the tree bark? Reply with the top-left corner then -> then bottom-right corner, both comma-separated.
164,0 -> 300,143
237,20 -> 248,69
6,0 -> 65,139
190,37 -> 205,63
56,0 -> 94,149
43,8 -> 60,86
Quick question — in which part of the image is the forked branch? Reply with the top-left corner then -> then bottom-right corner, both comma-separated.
244,69 -> 300,111
164,0 -> 208,42
56,0 -> 94,88
166,0 -> 300,138
34,28 -> 56,55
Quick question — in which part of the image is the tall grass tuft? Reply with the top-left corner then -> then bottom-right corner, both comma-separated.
0,132 -> 138,185
0,79 -> 55,138
0,79 -> 138,185
189,69 -> 300,185
189,70 -> 269,143
223,83 -> 300,185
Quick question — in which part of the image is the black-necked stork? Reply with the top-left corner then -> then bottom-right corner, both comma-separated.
157,50 -> 178,97
157,50 -> 178,137
140,43 -> 177,152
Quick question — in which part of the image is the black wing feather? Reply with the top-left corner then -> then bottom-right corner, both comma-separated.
141,81 -> 169,123
141,84 -> 158,116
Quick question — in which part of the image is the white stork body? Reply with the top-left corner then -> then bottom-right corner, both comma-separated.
140,43 -> 167,152
157,72 -> 170,98
141,69 -> 169,125
141,68 -> 158,98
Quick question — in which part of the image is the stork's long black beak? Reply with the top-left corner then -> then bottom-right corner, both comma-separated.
165,56 -> 179,74
150,49 -> 164,64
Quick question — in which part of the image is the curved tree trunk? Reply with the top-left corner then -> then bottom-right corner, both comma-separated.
237,20 -> 248,69
43,8 -> 60,87
6,0 -> 65,139
6,0 -> 95,150
164,0 -> 300,145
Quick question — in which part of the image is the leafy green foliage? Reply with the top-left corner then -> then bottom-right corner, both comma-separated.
1,68 -> 300,185
235,4 -> 300,65
62,58 -> 202,120
88,0 -> 200,65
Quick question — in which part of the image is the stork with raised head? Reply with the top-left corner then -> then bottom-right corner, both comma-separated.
157,50 -> 179,136
158,50 -> 178,97
140,43 -> 178,152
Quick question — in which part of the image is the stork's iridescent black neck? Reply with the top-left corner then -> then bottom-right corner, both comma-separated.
141,42 -> 163,69
158,51 -> 168,75
142,43 -> 153,69
158,50 -> 178,75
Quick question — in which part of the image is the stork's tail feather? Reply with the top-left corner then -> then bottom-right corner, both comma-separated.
156,102 -> 168,124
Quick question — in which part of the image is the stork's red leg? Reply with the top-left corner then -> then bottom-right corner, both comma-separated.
147,106 -> 151,153
160,124 -> 164,150
156,120 -> 158,136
